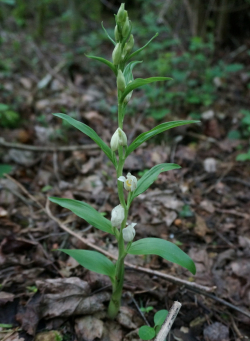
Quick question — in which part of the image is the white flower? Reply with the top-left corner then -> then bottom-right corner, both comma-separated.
111,204 -> 125,227
110,128 -> 127,152
122,223 -> 136,242
118,172 -> 137,192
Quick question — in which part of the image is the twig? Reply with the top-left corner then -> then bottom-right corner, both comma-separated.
7,175 -> 250,319
125,265 -> 216,293
186,286 -> 250,319
154,301 -> 181,341
100,0 -> 118,11
0,138 -> 97,152
215,208 -> 250,219
223,176 -> 250,188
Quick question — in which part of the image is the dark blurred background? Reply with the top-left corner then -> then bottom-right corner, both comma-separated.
0,0 -> 250,158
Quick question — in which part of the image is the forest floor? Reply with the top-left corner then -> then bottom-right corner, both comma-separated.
0,24 -> 250,341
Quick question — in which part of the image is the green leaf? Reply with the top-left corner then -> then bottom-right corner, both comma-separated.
120,77 -> 172,103
101,22 -> 116,45
126,120 -> 199,156
138,326 -> 156,340
130,163 -> 181,202
49,197 -> 114,235
236,151 -> 250,161
0,0 -> 15,4
53,113 -> 116,166
154,310 -> 168,327
85,54 -> 117,75
59,249 -> 115,278
128,33 -> 158,61
155,325 -> 161,335
123,61 -> 142,85
0,164 -> 12,178
128,238 -> 196,275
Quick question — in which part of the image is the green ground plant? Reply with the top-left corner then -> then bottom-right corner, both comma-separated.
49,3 -> 197,320
139,309 -> 169,340
0,103 -> 20,128
235,109 -> 250,161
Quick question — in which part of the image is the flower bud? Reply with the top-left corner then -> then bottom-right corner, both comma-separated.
124,91 -> 133,104
122,223 -> 136,242
112,43 -> 122,65
118,172 -> 137,192
122,17 -> 130,38
124,34 -> 134,53
117,70 -> 126,92
111,204 -> 125,227
114,25 -> 121,42
110,128 -> 127,151
116,3 -> 126,23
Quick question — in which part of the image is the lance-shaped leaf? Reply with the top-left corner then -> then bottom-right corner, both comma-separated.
127,33 -> 158,61
126,120 -> 200,156
130,163 -> 181,203
53,113 -> 116,167
120,77 -> 172,103
59,249 -> 115,278
101,22 -> 116,46
85,54 -> 117,75
128,238 -> 196,274
123,60 -> 142,85
49,197 -> 114,235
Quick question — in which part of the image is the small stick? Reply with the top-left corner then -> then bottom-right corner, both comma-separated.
0,137 -> 97,152
154,301 -> 181,341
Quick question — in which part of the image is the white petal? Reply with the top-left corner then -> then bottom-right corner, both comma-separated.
118,176 -> 126,182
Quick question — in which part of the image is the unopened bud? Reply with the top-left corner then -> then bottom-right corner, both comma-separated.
125,34 -> 134,53
122,223 -> 136,242
117,70 -> 126,92
122,17 -> 130,38
117,3 -> 126,23
111,204 -> 125,227
112,43 -> 122,65
114,25 -> 121,42
110,128 -> 127,151
124,91 -> 132,104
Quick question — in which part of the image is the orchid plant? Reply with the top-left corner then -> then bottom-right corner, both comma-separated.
49,4 -> 197,319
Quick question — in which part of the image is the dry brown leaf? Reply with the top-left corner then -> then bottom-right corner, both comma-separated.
75,316 -> 104,341
194,215 -> 210,237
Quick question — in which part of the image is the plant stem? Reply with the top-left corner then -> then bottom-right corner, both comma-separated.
107,231 -> 126,319
108,96 -> 128,318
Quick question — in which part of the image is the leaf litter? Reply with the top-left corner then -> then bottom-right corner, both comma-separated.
0,23 -> 250,341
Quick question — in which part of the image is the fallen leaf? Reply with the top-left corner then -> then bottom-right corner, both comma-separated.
203,322 -> 229,341
35,330 -> 62,341
75,316 -> 103,341
194,215 -> 210,238
0,292 -> 15,305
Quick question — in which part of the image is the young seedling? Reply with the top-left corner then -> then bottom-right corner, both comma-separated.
49,3 -> 197,319
139,309 -> 169,340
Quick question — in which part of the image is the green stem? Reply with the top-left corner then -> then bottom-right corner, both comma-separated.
108,60 -> 128,319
